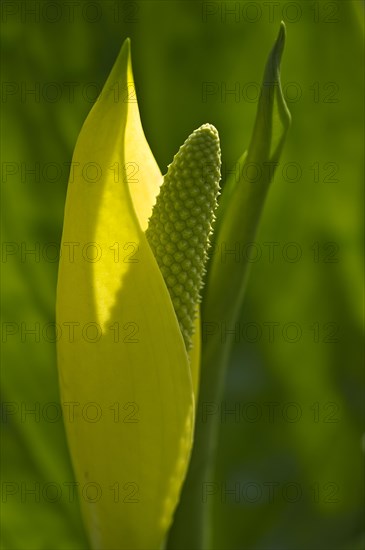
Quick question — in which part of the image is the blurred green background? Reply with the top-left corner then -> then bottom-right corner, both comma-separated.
1,1 -> 364,549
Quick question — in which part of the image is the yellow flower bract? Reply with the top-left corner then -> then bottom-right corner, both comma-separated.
56,39 -> 200,550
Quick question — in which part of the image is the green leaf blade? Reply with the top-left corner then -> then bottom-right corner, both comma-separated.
205,21 -> 291,325
167,23 -> 291,550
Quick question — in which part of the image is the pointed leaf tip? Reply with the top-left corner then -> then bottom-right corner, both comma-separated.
273,22 -> 286,63
279,21 -> 286,44
203,20 -> 292,324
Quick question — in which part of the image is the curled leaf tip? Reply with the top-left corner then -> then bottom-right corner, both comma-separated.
279,20 -> 286,38
272,21 -> 286,66
258,20 -> 291,151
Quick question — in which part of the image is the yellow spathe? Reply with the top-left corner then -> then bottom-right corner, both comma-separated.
57,39 -> 200,550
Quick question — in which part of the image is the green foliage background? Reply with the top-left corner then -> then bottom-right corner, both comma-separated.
1,1 -> 364,549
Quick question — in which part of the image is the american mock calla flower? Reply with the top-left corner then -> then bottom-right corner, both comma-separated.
56,39 -> 215,550
57,22 -> 291,550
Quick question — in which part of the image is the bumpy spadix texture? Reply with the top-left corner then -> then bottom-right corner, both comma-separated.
146,123 -> 221,350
